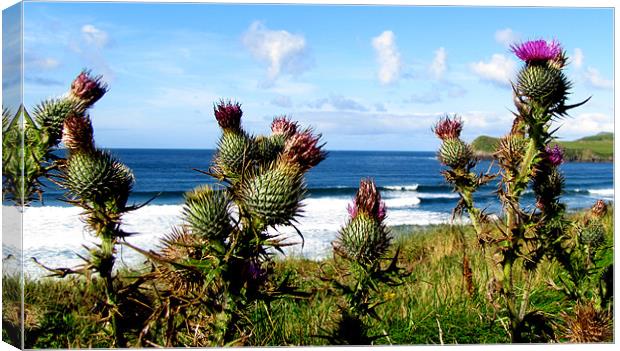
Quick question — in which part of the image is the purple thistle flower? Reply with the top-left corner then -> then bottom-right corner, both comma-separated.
433,115 -> 463,141
70,70 -> 108,106
248,261 -> 266,281
282,129 -> 327,171
271,116 -> 298,138
214,100 -> 243,131
350,179 -> 387,222
545,144 -> 564,166
347,199 -> 358,218
510,39 -> 562,63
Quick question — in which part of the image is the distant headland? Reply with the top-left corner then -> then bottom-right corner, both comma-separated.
471,132 -> 613,162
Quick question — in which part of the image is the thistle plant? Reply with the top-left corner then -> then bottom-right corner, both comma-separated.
329,179 -> 405,345
24,71 -> 138,347
1,70 -> 107,206
435,39 -> 591,342
135,102 -> 326,346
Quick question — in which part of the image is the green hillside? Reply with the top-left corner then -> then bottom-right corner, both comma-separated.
471,132 -> 613,162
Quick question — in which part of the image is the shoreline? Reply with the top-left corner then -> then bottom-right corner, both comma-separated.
474,151 -> 613,163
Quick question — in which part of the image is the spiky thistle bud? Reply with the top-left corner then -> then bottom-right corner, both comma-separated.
510,39 -> 562,65
433,115 -> 463,141
32,98 -> 81,146
256,134 -> 285,164
62,113 -> 94,152
438,138 -> 475,170
281,129 -> 326,172
158,228 -> 209,294
496,134 -> 527,168
215,131 -> 257,177
183,185 -> 232,242
271,116 -> 298,138
214,99 -> 243,132
545,144 -> 564,166
64,150 -> 134,207
516,64 -> 570,107
578,222 -> 605,249
533,167 -> 564,204
70,70 -> 108,108
590,200 -> 608,219
335,179 -> 390,265
241,165 -> 305,228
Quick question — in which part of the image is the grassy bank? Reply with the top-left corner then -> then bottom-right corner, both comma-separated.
2,209 -> 614,347
472,132 -> 613,162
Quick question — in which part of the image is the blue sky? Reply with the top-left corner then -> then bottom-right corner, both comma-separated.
8,2 -> 616,150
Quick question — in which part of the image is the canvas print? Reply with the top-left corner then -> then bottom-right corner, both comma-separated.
1,1 -> 614,348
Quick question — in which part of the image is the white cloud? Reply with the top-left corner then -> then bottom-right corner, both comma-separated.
372,30 -> 402,85
573,48 -> 584,69
553,112 -> 613,137
429,47 -> 447,80
242,21 -> 310,81
470,54 -> 517,86
81,24 -> 109,48
494,28 -> 520,47
583,67 -> 612,90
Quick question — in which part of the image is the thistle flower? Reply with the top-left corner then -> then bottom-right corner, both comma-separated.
214,99 -> 243,131
348,179 -> 387,222
510,39 -> 562,64
271,116 -> 298,138
62,113 -> 94,152
335,179 -> 390,264
433,115 -> 463,141
70,70 -> 108,107
590,200 -> 608,219
282,129 -> 327,171
242,260 -> 267,284
545,144 -> 564,166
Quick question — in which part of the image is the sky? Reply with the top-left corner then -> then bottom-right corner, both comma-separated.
4,1 -> 615,150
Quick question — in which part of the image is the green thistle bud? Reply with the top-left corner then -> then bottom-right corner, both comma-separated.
241,164 -> 305,227
256,134 -> 286,164
183,185 -> 232,241
158,228 -> 209,294
438,138 -> 474,169
516,65 -> 570,106
32,98 -> 81,146
65,150 -> 134,207
215,131 -> 257,176
496,134 -> 527,167
335,213 -> 390,264
533,167 -> 564,201
579,222 -> 605,249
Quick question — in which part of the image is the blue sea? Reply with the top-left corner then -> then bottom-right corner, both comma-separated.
10,149 -> 614,277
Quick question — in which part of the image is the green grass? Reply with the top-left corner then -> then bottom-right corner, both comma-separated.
471,132 -> 613,161
2,210 -> 614,347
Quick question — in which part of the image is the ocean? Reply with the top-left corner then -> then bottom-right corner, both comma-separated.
5,149 -> 614,277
